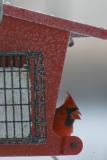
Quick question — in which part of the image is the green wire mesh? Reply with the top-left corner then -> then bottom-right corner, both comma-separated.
0,52 -> 47,144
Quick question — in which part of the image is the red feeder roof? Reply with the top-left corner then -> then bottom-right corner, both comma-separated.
4,4 -> 107,40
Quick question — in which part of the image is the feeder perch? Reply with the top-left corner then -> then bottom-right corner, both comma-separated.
0,4 -> 107,156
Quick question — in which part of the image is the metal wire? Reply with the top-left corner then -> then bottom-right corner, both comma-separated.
0,52 -> 46,144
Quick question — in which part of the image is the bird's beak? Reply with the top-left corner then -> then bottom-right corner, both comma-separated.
71,110 -> 81,120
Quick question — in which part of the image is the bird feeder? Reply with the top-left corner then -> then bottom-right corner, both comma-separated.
0,4 -> 107,156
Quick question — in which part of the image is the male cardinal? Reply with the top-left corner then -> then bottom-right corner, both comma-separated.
53,92 -> 81,136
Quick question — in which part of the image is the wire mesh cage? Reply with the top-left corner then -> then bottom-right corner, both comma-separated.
0,52 -> 47,144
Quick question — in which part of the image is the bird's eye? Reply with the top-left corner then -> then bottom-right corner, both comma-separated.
66,108 -> 72,114
66,108 -> 78,114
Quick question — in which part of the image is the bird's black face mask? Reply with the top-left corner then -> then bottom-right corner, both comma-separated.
65,108 -> 77,126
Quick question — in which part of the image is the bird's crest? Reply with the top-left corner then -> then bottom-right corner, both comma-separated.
64,92 -> 81,120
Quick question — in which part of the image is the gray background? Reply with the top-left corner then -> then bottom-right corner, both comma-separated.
2,0 -> 107,160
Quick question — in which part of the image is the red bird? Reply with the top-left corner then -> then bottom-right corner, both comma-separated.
53,92 -> 81,136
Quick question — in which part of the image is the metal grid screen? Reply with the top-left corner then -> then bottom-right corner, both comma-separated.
0,52 -> 46,144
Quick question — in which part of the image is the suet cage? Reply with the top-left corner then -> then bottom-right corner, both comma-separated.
0,52 -> 46,144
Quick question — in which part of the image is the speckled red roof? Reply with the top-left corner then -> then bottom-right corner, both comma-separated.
3,4 -> 107,39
